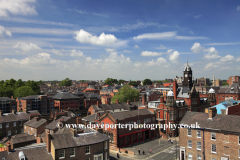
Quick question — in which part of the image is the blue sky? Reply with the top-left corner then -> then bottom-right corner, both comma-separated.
0,0 -> 240,81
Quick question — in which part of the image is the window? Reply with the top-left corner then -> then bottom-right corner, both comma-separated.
188,140 -> 192,148
224,146 -> 229,155
223,134 -> 229,142
94,154 -> 103,160
25,125 -> 26,129
86,146 -> 90,154
188,129 -> 192,136
59,149 -> 65,158
238,136 -> 240,145
105,152 -> 107,160
0,123 -> 2,129
211,144 -> 216,153
19,121 -> 22,126
105,141 -> 107,149
13,122 -> 16,127
197,155 -> 201,160
8,131 -> 11,136
21,129 -> 23,133
31,128 -> 33,131
6,123 -> 9,128
197,142 -> 201,150
34,131 -> 36,136
211,159 -> 216,160
188,153 -> 192,160
15,130 -> 17,133
211,132 -> 216,140
197,130 -> 201,138
153,117 -> 155,121
70,148 -> 75,157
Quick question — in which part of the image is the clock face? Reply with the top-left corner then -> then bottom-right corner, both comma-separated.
189,74 -> 192,77
185,74 -> 188,77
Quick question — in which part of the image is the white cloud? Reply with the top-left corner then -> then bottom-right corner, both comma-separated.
204,63 -> 216,69
105,48 -> 116,52
52,49 -> 64,56
14,42 -> 40,51
0,25 -> 12,36
133,32 -> 176,40
141,51 -> 162,56
69,49 -> 85,57
190,30 -> 194,35
205,42 -> 240,46
190,42 -> 221,60
237,5 -> 240,11
156,45 -> 167,49
134,44 -> 139,48
0,0 -> 37,17
236,57 -> 240,62
203,47 -> 221,60
74,29 -> 127,47
8,27 -> 74,36
220,55 -> 235,62
122,50 -> 132,53
133,31 -> 208,40
169,51 -> 180,62
194,15 -> 202,19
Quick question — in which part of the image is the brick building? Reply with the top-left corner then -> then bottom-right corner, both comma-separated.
88,100 -> 139,115
0,110 -> 40,138
53,90 -> 80,111
16,95 -> 54,115
24,116 -> 48,137
216,83 -> 240,104
196,77 -> 211,86
101,94 -> 112,104
179,107 -> 240,160
84,94 -> 102,110
83,109 -> 156,148
73,89 -> 84,110
0,97 -> 17,114
156,63 -> 211,137
0,128 -> 109,160
228,75 -> 240,86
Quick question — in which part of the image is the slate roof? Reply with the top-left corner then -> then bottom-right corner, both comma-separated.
177,86 -> 191,98
180,111 -> 240,133
51,132 -> 109,149
18,95 -> 41,100
83,112 -> 105,122
110,109 -> 154,121
224,83 -> 240,94
0,97 -> 15,101
0,143 -> 53,160
0,111 -> 30,123
52,91 -> 79,100
24,117 -> 47,128
84,94 -> 100,99
45,116 -> 71,129
11,133 -> 36,144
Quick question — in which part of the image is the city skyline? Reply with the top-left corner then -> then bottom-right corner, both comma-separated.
0,0 -> 240,81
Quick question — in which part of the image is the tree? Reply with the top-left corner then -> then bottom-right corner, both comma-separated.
111,85 -> 140,103
143,79 -> 152,86
104,78 -> 117,85
14,86 -> 35,98
118,79 -> 125,85
13,79 -> 25,90
154,80 -> 163,84
38,80 -> 44,85
25,80 -> 40,94
129,81 -> 138,87
59,78 -> 72,86
222,81 -> 228,86
0,87 -> 14,97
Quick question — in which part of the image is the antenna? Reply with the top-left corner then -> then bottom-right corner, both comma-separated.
187,56 -> 189,65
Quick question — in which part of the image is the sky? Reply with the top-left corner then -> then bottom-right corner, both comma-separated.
0,0 -> 240,81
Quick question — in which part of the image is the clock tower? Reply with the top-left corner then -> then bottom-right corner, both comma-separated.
182,62 -> 193,89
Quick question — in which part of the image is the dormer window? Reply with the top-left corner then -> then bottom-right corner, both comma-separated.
19,151 -> 25,160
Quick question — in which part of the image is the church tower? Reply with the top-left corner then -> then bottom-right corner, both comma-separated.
208,88 -> 216,106
182,62 -> 193,90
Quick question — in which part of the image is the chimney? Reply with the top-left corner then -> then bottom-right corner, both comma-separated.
11,96 -> 14,99
46,131 -> 51,152
142,94 -> 146,106
0,110 -> 2,116
76,117 -> 82,124
134,98 -> 136,102
97,128 -> 103,134
145,102 -> 148,108
12,109 -> 16,114
115,99 -> 119,103
173,80 -> 177,100
97,101 -> 99,107
36,116 -> 40,121
25,107 -> 28,113
127,100 -> 130,105
6,142 -> 11,152
36,137 -> 42,143
221,109 -> 226,115
160,96 -> 164,103
209,107 -> 217,119
70,128 -> 77,137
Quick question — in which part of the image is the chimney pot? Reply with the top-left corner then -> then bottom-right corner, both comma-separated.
115,99 -> 119,103
209,107 -> 217,119
160,96 -> 164,103
127,100 -> 130,105
46,131 -> 51,152
6,142 -> 11,152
